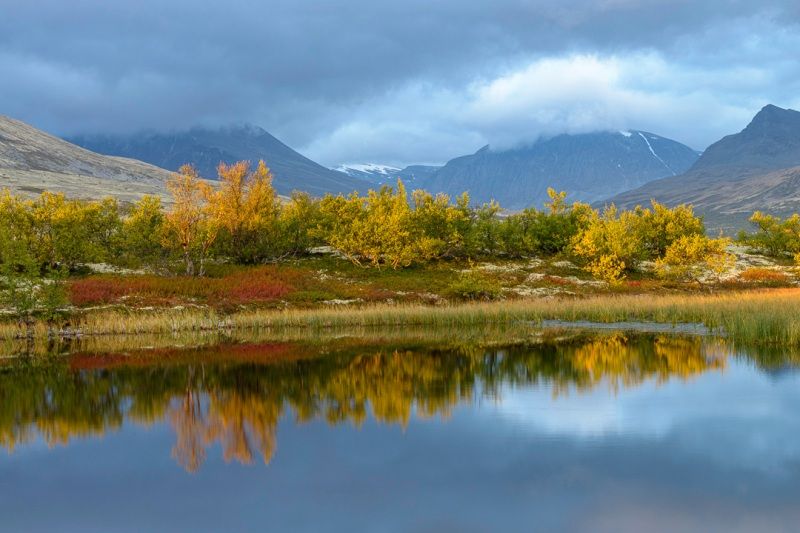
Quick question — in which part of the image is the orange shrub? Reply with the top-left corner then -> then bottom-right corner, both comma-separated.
738,268 -> 789,284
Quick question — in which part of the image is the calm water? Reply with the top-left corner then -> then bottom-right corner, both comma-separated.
2,331 -> 800,532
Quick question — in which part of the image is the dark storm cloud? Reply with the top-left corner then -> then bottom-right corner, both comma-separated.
1,0 -> 799,165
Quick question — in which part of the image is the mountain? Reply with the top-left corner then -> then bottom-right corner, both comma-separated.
335,163 -> 441,188
608,105 -> 800,231
424,131 -> 699,209
0,115 -> 173,203
335,163 -> 402,184
690,105 -> 800,172
70,125 -> 370,197
396,165 -> 441,185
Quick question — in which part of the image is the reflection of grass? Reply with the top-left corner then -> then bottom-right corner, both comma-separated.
4,288 -> 800,347
0,323 -> 578,359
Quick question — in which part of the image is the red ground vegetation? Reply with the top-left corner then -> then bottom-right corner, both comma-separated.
69,266 -> 295,307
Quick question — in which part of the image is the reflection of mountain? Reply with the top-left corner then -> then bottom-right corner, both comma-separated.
0,334 -> 726,471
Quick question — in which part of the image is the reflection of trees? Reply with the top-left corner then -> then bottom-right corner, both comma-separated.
171,389 -> 206,473
168,389 -> 280,473
0,334 -> 732,471
553,334 -> 726,396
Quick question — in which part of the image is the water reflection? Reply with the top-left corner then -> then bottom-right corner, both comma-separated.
0,333 -> 740,472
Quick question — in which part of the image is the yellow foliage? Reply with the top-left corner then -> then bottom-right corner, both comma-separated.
586,254 -> 627,284
654,234 -> 734,282
572,201 -> 705,283
637,201 -> 704,256
320,180 -> 439,269
163,164 -> 218,276
212,160 -> 278,262
572,204 -> 642,282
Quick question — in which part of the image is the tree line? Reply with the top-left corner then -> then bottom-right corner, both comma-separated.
2,158 -> 788,284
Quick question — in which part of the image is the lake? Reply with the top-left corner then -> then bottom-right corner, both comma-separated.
2,329 -> 800,532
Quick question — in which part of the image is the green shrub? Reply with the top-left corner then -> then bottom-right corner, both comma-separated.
738,212 -> 800,257
446,271 -> 502,301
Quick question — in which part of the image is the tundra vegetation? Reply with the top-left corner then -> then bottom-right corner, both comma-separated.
0,159 -> 799,343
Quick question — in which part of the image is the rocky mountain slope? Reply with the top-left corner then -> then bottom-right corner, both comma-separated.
608,105 -> 800,231
71,125 -> 370,197
0,115 -> 174,203
424,131 -> 699,209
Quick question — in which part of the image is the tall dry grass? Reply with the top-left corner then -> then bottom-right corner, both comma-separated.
3,288 -> 800,346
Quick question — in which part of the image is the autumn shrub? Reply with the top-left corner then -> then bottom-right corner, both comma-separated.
571,205 -> 644,283
572,201 -> 705,283
738,268 -> 789,284
212,160 -> 280,263
318,181 -> 439,268
738,212 -> 800,257
654,235 -> 734,283
636,201 -> 704,257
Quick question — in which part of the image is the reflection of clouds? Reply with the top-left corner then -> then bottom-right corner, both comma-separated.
489,360 -> 800,473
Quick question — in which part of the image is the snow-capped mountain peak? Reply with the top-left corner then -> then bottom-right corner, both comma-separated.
336,163 -> 400,175
334,163 -> 403,184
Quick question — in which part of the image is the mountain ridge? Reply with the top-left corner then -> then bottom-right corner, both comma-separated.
607,105 -> 800,231
423,130 -> 700,209
0,115 -> 176,203
70,125 -> 371,197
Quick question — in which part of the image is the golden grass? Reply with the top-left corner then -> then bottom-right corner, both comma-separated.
3,288 -> 800,346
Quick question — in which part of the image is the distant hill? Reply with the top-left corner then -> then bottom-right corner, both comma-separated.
335,163 -> 441,188
70,125 -> 371,197
424,131 -> 699,209
396,165 -> 441,186
0,115 -> 174,203
608,105 -> 800,232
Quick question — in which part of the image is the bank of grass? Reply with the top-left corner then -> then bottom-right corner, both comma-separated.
4,288 -> 800,347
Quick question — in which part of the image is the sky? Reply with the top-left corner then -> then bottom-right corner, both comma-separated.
2,0 -> 800,167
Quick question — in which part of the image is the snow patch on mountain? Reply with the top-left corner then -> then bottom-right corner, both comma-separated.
335,163 -> 401,175
637,132 -> 676,176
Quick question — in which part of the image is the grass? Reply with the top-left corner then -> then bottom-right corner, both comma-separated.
0,323 -> 572,359
5,288 -> 800,347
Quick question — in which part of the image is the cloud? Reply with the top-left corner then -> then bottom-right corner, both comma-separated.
1,0 -> 799,166
304,51 -> 788,163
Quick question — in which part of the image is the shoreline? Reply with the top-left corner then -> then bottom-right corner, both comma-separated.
2,287 -> 799,347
